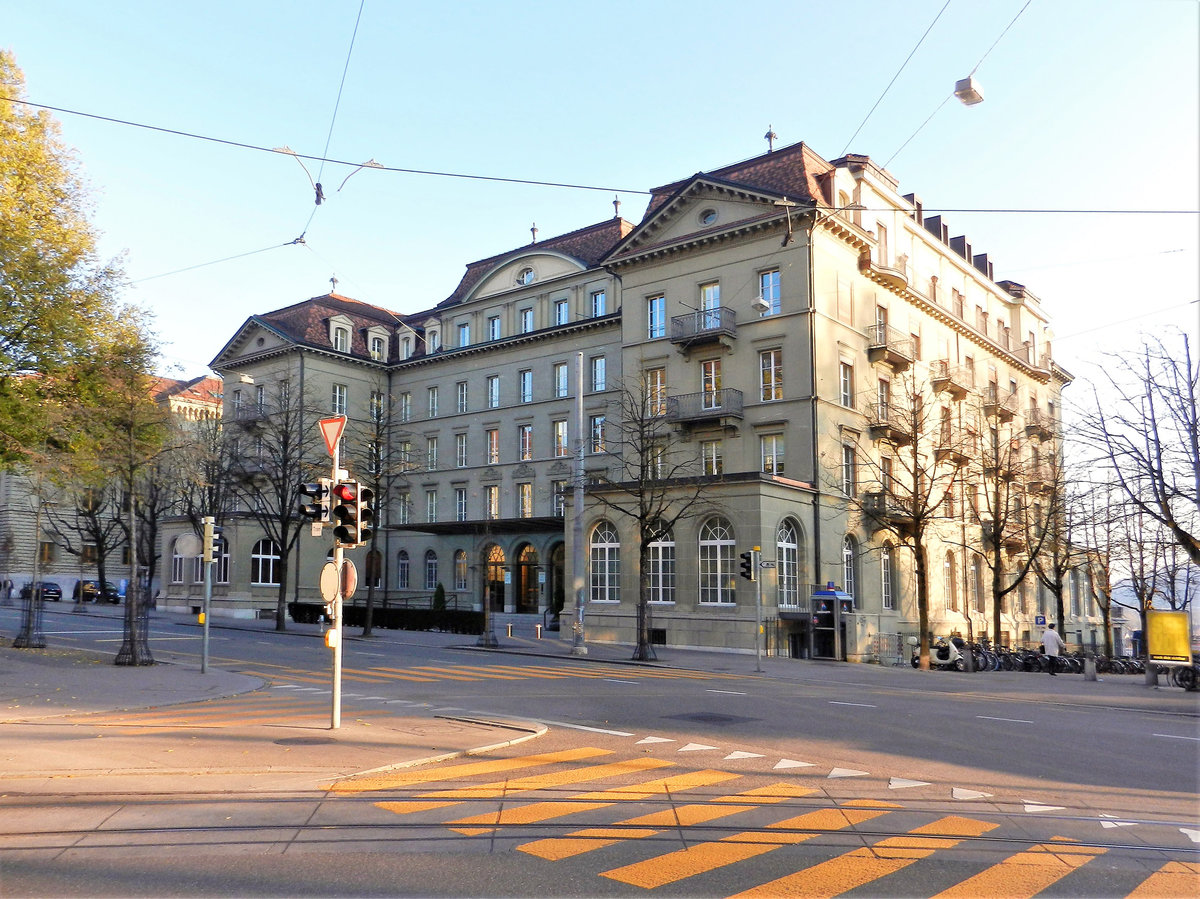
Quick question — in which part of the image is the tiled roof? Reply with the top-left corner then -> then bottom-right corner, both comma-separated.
439,217 -> 633,308
152,375 -> 222,405
258,293 -> 401,361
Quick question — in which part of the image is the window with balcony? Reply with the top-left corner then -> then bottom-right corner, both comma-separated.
702,359 -> 722,409
700,281 -> 720,328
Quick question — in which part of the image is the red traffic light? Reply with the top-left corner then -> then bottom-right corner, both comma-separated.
332,483 -> 357,502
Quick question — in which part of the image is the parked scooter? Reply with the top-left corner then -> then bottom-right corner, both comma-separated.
909,635 -> 967,671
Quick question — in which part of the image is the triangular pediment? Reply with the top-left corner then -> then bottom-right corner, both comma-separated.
209,316 -> 295,370
608,179 -> 792,262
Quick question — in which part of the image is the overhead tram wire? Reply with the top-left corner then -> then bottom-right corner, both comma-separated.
131,238 -> 304,284
1,97 -> 650,197
883,0 -> 1035,168
840,0 -> 951,156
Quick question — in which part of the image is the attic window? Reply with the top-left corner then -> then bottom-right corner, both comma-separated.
256,337 -> 265,346
516,267 -> 535,286
333,327 -> 350,353
699,208 -> 718,226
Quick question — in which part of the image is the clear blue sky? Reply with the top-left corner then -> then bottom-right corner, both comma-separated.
4,0 -> 1197,398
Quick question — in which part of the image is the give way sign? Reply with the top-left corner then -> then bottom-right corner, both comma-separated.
319,416 -> 346,456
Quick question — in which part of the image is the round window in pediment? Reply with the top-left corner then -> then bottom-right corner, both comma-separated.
516,266 -> 535,286
699,208 -> 719,226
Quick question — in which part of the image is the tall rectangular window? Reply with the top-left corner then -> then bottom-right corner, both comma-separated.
256,384 -> 266,414
457,322 -> 470,347
370,335 -> 385,360
425,489 -> 438,522
486,428 -> 500,464
841,444 -> 857,495
455,432 -> 468,467
519,369 -> 533,403
487,315 -> 501,340
647,294 -> 665,339
702,439 -> 723,476
518,424 -> 533,461
590,356 -> 606,392
455,487 -> 468,521
701,359 -> 722,409
761,434 -> 784,475
331,383 -> 347,415
760,349 -> 783,401
398,440 -> 414,471
484,485 -> 500,519
554,299 -> 569,325
427,386 -> 439,418
456,380 -> 468,413
426,436 -> 438,470
759,269 -> 781,315
591,289 -> 607,317
517,482 -> 533,518
370,390 -> 384,422
646,368 -> 666,416
700,281 -> 720,329
589,414 -> 606,453
553,420 -> 569,457
399,392 -> 411,422
554,362 -> 568,398
487,376 -> 500,408
553,480 -> 567,516
397,491 -> 412,524
839,362 -> 854,408
519,308 -> 534,333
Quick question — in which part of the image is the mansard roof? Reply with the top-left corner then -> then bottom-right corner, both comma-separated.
437,217 -> 633,310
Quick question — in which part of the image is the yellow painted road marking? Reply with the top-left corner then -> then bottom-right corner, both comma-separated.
449,769 -> 742,834
401,665 -> 526,680
518,783 -> 814,861
346,665 -> 438,682
326,746 -> 610,793
374,800 -> 460,816
405,666 -> 493,681
421,756 -> 675,799
929,839 -> 1107,899
1126,860 -> 1200,898
728,816 -> 998,899
601,807 -> 889,888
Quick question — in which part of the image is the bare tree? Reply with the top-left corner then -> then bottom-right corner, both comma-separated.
227,373 -> 322,631
583,376 -> 712,661
42,481 -> 126,600
1089,330 -> 1200,565
846,360 -> 966,669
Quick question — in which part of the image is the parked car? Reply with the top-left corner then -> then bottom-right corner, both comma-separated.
20,581 -> 63,602
73,580 -> 121,603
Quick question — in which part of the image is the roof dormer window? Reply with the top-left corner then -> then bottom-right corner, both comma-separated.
333,327 -> 350,353
328,314 -> 354,354
366,325 -> 389,362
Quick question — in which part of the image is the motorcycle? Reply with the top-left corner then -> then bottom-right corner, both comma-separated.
909,635 -> 967,671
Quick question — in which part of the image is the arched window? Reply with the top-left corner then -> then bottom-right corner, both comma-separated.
251,539 -> 282,585
424,550 -> 439,591
776,519 -> 801,608
699,517 -> 736,604
647,521 -> 675,604
170,538 -> 186,584
842,536 -> 857,604
454,550 -> 468,591
945,551 -> 958,612
590,521 -> 621,603
881,543 -> 895,611
396,550 -> 410,589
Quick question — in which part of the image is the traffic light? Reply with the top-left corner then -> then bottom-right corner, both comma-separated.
201,516 -> 223,563
298,478 -> 333,523
739,550 -> 757,582
331,480 -> 373,547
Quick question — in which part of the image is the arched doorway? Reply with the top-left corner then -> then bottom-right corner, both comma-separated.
515,544 -> 539,613
483,544 -> 505,612
549,542 -> 565,618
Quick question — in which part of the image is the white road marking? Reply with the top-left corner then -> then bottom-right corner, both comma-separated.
636,736 -> 675,744
1152,733 -> 1200,741
828,767 -> 869,778
952,788 -> 992,800
829,701 -> 876,708
1024,800 -> 1066,813
1099,815 -> 1137,829
889,777 -> 931,789
603,678 -> 638,684
678,742 -> 719,752
706,689 -> 747,695
539,720 -> 635,736
774,759 -> 815,769
1181,827 -> 1200,843
724,751 -> 765,760
977,715 -> 1034,724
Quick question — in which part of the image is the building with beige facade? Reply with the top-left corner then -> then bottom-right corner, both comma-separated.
172,140 -> 1101,659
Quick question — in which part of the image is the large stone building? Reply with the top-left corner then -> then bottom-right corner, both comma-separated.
170,141 -> 1104,658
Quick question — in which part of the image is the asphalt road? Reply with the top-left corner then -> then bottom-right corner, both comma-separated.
2,604 -> 1197,897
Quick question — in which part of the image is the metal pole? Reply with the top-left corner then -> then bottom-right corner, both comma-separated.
754,547 -> 763,673
571,351 -> 587,655
331,442 -> 343,729
201,516 -> 213,674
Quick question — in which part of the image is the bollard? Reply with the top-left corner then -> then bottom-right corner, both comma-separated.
536,624 -> 542,639
1084,656 -> 1097,681
506,623 -> 512,637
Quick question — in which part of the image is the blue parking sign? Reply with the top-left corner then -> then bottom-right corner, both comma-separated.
1035,615 -> 1046,626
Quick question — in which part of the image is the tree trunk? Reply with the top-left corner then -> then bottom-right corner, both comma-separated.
914,539 -> 930,670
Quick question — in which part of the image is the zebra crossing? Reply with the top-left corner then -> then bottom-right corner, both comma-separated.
328,745 -> 1200,898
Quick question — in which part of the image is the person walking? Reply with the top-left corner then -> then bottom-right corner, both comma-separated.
1042,622 -> 1066,675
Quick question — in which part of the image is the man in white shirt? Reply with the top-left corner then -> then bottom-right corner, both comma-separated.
1042,623 -> 1066,676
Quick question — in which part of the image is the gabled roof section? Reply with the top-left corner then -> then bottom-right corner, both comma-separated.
437,217 -> 633,309
151,375 -> 222,406
606,141 -> 836,263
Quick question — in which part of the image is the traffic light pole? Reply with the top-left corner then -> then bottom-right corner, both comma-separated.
331,443 -> 344,730
754,547 -> 763,673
